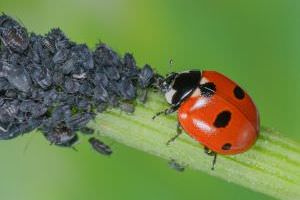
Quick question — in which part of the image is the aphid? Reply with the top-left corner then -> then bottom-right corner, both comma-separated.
168,159 -> 185,172
138,64 -> 154,88
65,95 -> 77,106
108,94 -> 119,107
0,98 -> 4,107
20,119 -> 43,134
53,49 -> 69,64
119,102 -> 135,114
0,78 -> 10,90
44,124 -> 78,147
66,113 -> 94,131
41,38 -> 55,53
52,71 -> 64,86
46,28 -> 73,50
50,105 -> 72,123
2,63 -> 32,93
0,123 -> 21,140
155,70 -> 260,170
60,58 -> 76,75
89,137 -> 112,156
93,44 -> 121,68
17,91 -> 32,100
78,81 -> 93,96
5,89 -> 17,98
79,127 -> 94,135
64,78 -> 80,93
107,81 -> 119,95
31,67 -> 52,89
19,101 -> 47,118
117,77 -> 135,100
122,53 -> 138,77
93,83 -> 109,102
103,65 -> 120,80
94,73 -> 109,87
96,103 -> 108,113
0,121 -> 11,133
42,89 -> 58,105
19,100 -> 35,112
70,44 -> 94,70
29,36 -> 43,63
0,119 -> 42,140
0,15 -> 29,53
76,98 -> 91,111
2,100 -> 19,118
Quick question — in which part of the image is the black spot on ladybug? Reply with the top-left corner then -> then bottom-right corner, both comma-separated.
222,143 -> 232,150
233,86 -> 245,100
213,110 -> 231,128
200,82 -> 216,97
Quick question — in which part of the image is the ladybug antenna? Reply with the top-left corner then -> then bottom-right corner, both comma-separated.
165,58 -> 175,80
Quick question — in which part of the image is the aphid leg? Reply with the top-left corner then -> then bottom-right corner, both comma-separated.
23,132 -> 36,154
166,122 -> 182,145
204,146 -> 217,170
0,125 -> 8,132
152,105 -> 179,120
138,89 -> 148,103
71,146 -> 78,152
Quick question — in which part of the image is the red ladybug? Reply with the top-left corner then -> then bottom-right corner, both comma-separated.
154,70 -> 260,169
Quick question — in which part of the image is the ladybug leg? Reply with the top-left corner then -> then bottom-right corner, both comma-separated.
152,105 -> 179,120
166,122 -> 182,145
204,146 -> 218,170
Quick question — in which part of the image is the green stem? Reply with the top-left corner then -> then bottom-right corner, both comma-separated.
88,91 -> 300,200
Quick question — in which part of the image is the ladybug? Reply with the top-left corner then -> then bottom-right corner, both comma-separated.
154,70 -> 260,170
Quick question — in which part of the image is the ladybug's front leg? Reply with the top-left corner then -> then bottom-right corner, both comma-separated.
204,146 -> 218,170
152,105 -> 179,120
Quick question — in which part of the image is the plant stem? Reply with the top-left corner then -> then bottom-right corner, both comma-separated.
87,91 -> 300,200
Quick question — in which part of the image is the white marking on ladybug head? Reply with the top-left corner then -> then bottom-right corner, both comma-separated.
192,119 -> 214,133
200,77 -> 209,84
180,113 -> 188,119
191,88 -> 201,97
190,98 -> 208,111
165,88 -> 176,104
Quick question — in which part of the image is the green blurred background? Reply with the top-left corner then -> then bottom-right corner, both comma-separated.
0,0 -> 299,200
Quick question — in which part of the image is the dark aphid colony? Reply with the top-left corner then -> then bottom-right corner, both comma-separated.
0,14 -> 156,155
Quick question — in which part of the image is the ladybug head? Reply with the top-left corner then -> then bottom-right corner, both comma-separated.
163,70 -> 202,106
159,72 -> 178,93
